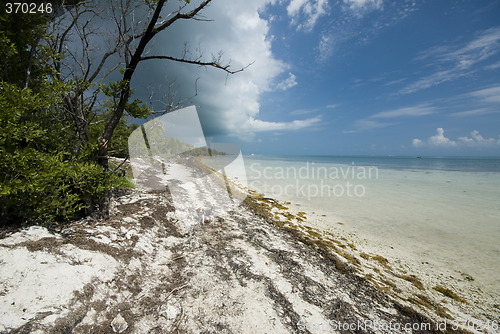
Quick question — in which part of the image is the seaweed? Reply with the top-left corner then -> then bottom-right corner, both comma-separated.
241,189 -> 474,330
371,255 -> 391,269
433,285 -> 469,304
396,274 -> 425,290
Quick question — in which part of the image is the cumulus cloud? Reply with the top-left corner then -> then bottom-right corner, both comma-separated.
137,0 -> 319,141
412,138 -> 423,147
428,128 -> 457,147
276,72 -> 298,90
413,128 -> 500,148
458,130 -> 499,146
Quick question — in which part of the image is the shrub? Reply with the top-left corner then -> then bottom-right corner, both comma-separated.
0,148 -> 116,225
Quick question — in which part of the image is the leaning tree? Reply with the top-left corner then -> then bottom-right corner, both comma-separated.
49,0 -> 245,169
0,0 -> 247,223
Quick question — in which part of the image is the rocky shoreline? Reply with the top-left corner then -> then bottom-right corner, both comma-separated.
0,157 -> 485,333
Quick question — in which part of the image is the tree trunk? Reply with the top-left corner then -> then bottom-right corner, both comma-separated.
96,0 -> 166,170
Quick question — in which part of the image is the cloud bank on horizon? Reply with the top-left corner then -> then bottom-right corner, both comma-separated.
413,128 -> 500,149
133,0 -> 500,156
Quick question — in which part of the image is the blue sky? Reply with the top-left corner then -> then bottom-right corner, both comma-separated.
136,0 -> 500,156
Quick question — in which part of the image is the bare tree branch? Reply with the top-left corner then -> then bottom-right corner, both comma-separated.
139,55 -> 248,74
154,0 -> 212,35
47,0 -> 249,171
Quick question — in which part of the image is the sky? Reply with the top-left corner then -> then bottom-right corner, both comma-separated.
132,0 -> 500,156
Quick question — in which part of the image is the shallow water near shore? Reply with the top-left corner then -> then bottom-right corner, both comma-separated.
244,155 -> 500,314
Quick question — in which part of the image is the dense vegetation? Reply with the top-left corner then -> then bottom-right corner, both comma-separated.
0,0 -> 239,227
0,6 -> 136,225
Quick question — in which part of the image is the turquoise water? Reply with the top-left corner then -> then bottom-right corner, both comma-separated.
243,155 -> 500,298
247,155 -> 500,172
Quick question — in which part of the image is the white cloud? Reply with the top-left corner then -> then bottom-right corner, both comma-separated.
400,69 -> 467,94
384,78 -> 407,86
290,104 -> 334,115
428,128 -> 457,147
286,0 -> 329,31
348,103 -> 435,133
290,108 -> 319,115
372,104 -> 436,118
454,27 -> 500,62
276,72 -> 298,90
316,1 -> 417,62
344,0 -> 383,13
142,0 -> 319,141
318,33 -> 333,61
418,27 -> 500,66
412,138 -> 423,147
450,108 -> 495,117
458,130 -> 498,146
242,116 -> 322,132
448,85 -> 500,116
402,27 -> 500,94
448,85 -> 500,117
346,119 -> 395,132
485,60 -> 500,70
287,0 -> 309,15
413,128 -> 500,148
469,86 -> 500,104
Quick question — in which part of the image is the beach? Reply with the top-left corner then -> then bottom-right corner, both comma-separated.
245,155 -> 500,331
0,156 -> 496,333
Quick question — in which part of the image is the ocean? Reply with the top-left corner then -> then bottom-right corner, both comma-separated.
243,155 -> 500,301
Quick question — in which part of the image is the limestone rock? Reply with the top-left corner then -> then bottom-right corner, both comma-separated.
111,313 -> 128,333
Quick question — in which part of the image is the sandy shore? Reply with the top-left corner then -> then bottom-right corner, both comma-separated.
0,157 -> 492,333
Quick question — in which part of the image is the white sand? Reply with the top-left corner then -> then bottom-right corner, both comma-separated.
1,158 -> 495,333
0,227 -> 118,331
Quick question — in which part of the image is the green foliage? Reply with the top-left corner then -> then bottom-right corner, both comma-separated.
0,149 -> 115,225
0,80 -> 121,225
0,2 -> 167,227
100,80 -> 151,119
0,81 -> 68,152
126,98 -> 151,119
0,9 -> 52,86
89,112 -> 139,158
91,80 -> 151,158
0,50 -> 141,226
